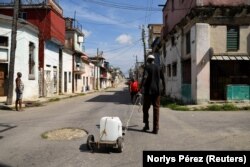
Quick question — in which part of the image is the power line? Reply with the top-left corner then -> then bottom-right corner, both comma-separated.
80,0 -> 161,11
102,38 -> 142,53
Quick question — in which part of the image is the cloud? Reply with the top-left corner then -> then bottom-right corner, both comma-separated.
82,28 -> 92,38
115,34 -> 133,45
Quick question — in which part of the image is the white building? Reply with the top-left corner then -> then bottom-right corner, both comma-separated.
0,14 -> 39,101
62,49 -> 73,94
82,57 -> 95,92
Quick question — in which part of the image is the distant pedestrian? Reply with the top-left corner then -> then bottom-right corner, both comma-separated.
111,80 -> 114,87
15,72 -> 24,111
129,78 -> 139,103
140,55 -> 165,134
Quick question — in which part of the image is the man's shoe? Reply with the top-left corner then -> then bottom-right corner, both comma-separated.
142,126 -> 149,132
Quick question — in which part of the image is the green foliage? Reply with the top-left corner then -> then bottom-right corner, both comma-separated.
160,96 -> 249,111
239,106 -> 250,110
41,133 -> 48,139
48,98 -> 60,102
161,96 -> 189,111
206,105 -> 223,111
167,103 -> 190,111
205,104 -> 238,111
221,104 -> 238,111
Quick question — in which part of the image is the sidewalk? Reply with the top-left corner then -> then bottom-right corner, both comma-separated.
0,90 -> 97,111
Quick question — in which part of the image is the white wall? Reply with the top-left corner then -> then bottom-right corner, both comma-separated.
62,50 -> 72,94
74,33 -> 83,52
44,41 -> 59,96
0,20 -> 39,101
14,26 -> 39,101
164,32 -> 182,99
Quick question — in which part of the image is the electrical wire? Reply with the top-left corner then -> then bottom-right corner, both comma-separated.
80,0 -> 161,11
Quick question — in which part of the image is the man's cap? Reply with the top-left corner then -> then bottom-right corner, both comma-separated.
147,55 -> 155,60
17,72 -> 22,76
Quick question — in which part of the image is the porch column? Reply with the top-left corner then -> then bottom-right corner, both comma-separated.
192,23 -> 211,103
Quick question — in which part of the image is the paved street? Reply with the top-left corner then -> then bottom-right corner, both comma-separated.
0,84 -> 250,167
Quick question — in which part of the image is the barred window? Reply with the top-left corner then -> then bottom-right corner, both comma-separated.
28,42 -> 35,80
0,36 -> 8,47
227,26 -> 239,51
186,31 -> 191,54
167,64 -> 171,77
172,62 -> 177,77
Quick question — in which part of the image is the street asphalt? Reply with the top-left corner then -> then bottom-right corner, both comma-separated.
0,84 -> 249,167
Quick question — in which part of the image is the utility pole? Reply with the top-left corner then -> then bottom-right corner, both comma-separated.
96,48 -> 99,90
6,0 -> 20,105
141,25 -> 147,65
135,55 -> 139,81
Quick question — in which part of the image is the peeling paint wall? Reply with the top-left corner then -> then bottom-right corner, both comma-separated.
211,25 -> 250,54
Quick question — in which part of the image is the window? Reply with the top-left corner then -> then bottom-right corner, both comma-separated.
53,67 -> 58,93
83,77 -> 85,85
167,64 -> 171,77
227,26 -> 239,51
69,72 -> 71,83
0,36 -> 8,47
172,62 -> 177,77
18,12 -> 27,20
171,36 -> 175,46
171,0 -> 174,11
186,31 -> 191,54
28,42 -> 35,80
162,44 -> 167,58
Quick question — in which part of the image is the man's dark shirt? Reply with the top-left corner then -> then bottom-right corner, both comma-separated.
141,63 -> 165,95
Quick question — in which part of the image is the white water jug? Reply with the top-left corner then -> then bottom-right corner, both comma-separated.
100,117 -> 122,141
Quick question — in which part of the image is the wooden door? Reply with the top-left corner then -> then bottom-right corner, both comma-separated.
0,64 -> 7,96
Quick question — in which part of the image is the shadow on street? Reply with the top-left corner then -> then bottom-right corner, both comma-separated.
0,123 -> 17,133
0,162 -> 12,167
86,88 -> 131,105
79,143 -> 122,154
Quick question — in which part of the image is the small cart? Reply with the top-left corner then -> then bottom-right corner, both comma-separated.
87,117 -> 125,153
86,93 -> 142,153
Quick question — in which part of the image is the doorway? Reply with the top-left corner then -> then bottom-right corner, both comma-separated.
64,72 -> 67,93
0,64 -> 8,96
210,60 -> 250,100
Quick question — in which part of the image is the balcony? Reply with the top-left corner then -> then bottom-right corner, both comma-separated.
74,64 -> 85,74
65,18 -> 83,35
100,73 -> 107,79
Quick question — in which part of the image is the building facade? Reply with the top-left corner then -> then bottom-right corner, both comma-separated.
0,14 -> 39,101
0,0 -> 66,97
161,0 -> 250,103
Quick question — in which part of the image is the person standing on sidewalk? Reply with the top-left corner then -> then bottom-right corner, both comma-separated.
140,55 -> 165,134
15,72 -> 24,111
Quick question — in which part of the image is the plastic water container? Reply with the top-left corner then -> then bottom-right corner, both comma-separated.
100,117 -> 122,141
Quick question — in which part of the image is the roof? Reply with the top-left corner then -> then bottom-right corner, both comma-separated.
0,14 -> 38,33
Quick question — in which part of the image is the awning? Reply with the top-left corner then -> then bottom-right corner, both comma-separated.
211,55 -> 250,60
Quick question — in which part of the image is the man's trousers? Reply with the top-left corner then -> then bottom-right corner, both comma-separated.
142,95 -> 160,131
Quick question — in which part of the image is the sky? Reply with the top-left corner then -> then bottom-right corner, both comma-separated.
59,0 -> 166,76
0,0 -> 166,76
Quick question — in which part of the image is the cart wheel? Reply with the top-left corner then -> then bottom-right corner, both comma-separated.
87,134 -> 95,151
117,137 -> 124,153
